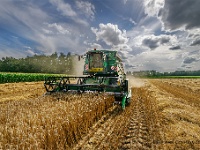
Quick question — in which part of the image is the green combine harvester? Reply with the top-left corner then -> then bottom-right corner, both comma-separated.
44,49 -> 131,109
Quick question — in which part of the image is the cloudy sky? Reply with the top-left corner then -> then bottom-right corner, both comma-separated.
0,0 -> 200,72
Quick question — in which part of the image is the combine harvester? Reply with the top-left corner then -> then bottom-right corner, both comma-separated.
44,49 -> 131,109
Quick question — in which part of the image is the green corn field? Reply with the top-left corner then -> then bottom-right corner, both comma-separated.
0,72 -> 63,84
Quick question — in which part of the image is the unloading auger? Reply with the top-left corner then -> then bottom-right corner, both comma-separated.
44,49 -> 131,109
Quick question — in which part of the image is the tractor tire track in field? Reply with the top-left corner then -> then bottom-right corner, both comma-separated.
73,87 -> 159,150
121,96 -> 151,149
73,105 -> 123,150
120,87 -> 163,150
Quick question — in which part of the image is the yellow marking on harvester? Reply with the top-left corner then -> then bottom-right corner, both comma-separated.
89,68 -> 103,72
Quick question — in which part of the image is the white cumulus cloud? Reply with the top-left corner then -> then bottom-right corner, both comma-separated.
91,23 -> 129,46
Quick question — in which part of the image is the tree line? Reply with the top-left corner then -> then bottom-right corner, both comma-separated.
1,53 -> 200,76
0,52 -> 75,74
128,70 -> 200,77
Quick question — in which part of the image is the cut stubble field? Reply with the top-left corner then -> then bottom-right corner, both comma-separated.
0,78 -> 200,149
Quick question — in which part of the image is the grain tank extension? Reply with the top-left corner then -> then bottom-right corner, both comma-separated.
44,49 -> 131,109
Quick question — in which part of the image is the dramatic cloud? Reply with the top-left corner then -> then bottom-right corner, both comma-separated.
141,35 -> 176,50
189,50 -> 200,55
158,0 -> 200,31
144,0 -> 200,31
1,0 -> 200,72
169,45 -> 181,50
183,57 -> 198,64
142,38 -> 159,49
91,23 -> 129,46
190,38 -> 200,46
180,49 -> 200,69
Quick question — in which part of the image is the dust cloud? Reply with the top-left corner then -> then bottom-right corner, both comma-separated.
72,55 -> 84,76
127,75 -> 146,88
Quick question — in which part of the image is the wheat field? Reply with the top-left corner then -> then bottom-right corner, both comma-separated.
0,91 -> 114,149
0,79 -> 200,149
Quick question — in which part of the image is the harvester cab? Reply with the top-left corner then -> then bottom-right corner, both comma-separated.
44,49 -> 131,109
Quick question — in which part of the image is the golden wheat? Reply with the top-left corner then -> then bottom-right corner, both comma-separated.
0,92 -> 114,149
